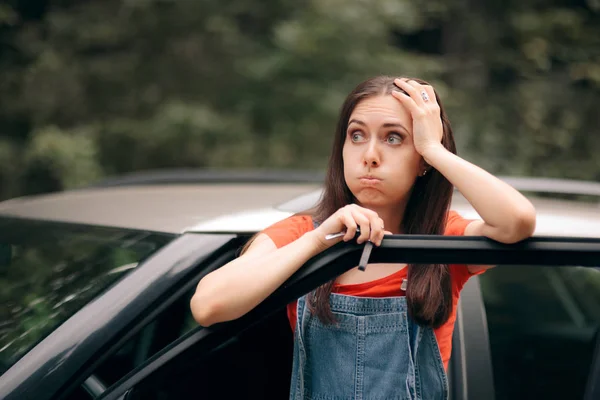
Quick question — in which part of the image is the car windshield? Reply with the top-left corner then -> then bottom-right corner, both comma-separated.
0,217 -> 176,374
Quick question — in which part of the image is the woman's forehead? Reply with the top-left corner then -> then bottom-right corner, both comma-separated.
349,95 -> 411,126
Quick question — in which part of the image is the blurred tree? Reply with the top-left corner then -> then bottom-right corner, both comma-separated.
0,0 -> 598,200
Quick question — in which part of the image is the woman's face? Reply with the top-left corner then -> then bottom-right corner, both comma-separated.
342,94 -> 423,209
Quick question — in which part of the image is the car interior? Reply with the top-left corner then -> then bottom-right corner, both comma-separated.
479,266 -> 600,400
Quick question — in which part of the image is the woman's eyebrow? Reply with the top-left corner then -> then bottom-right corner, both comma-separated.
348,119 -> 366,127
382,122 -> 410,134
348,119 -> 410,134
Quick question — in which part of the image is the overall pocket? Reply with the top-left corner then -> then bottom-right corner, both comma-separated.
302,311 -> 359,400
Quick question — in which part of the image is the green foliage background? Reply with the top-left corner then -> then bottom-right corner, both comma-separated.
1,0 -> 599,200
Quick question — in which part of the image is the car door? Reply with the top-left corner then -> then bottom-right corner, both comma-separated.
475,263 -> 600,400
84,235 -> 600,400
0,230 -> 246,400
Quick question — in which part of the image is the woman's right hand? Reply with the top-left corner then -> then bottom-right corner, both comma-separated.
309,204 -> 390,252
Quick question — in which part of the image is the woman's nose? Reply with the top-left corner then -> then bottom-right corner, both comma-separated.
363,142 -> 380,167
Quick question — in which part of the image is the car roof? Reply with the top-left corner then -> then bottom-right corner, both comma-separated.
0,183 -> 321,234
190,189 -> 600,238
0,171 -> 599,237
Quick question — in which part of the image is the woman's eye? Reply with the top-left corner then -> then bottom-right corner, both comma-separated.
386,134 -> 403,144
350,131 -> 365,142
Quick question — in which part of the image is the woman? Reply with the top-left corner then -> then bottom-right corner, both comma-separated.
191,76 -> 536,399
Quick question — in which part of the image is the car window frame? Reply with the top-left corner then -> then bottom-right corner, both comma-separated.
95,234 -> 600,400
0,232 -> 242,400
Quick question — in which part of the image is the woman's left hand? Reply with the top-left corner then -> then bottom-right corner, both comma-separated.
391,78 -> 444,158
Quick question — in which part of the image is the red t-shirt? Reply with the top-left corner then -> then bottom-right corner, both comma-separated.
262,211 -> 483,370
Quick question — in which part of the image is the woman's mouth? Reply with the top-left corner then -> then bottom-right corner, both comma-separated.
359,176 -> 382,184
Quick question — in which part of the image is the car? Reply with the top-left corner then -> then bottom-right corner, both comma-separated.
0,170 -> 599,400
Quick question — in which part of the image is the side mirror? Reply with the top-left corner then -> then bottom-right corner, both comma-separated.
0,243 -> 12,267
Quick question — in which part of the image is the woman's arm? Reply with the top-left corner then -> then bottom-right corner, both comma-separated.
190,232 -> 321,327
422,146 -> 536,245
424,148 -> 536,273
191,205 -> 386,326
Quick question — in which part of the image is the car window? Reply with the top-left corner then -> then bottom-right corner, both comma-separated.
0,217 -> 175,374
70,236 -> 242,397
479,265 -> 600,400
91,288 -> 199,388
123,306 -> 294,400
82,289 -> 293,398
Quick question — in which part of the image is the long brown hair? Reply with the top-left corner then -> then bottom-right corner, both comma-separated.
309,75 -> 457,328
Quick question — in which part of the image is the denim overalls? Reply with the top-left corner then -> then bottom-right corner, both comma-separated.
289,293 -> 449,400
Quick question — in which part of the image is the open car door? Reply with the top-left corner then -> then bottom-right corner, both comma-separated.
96,235 -> 600,400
